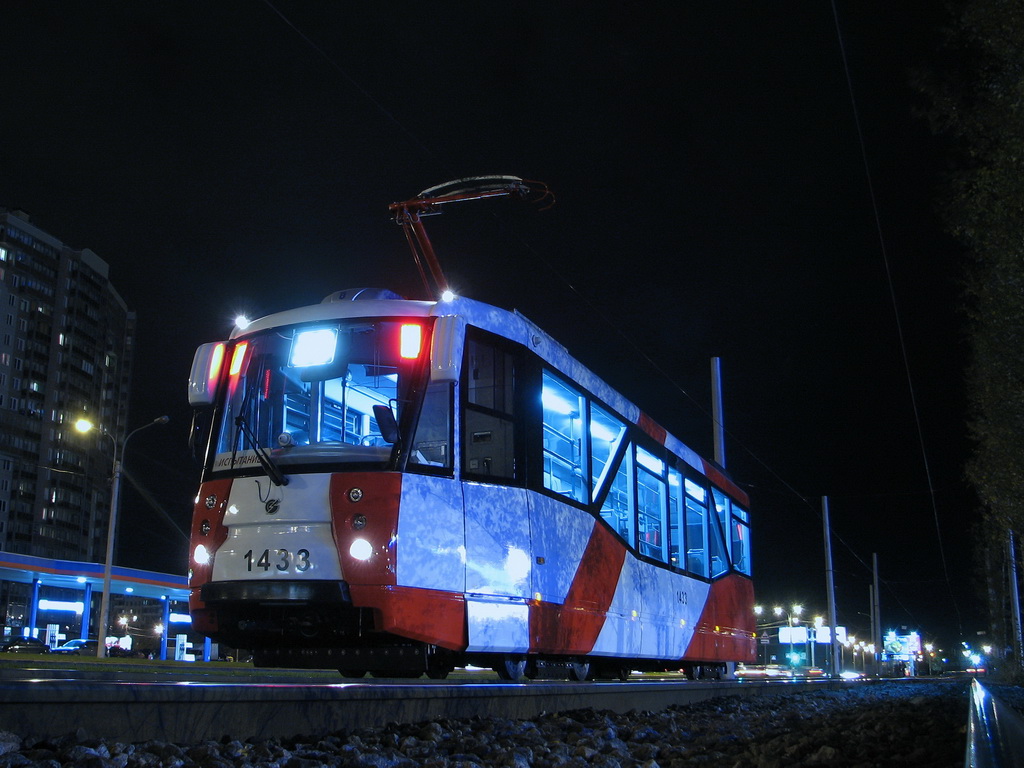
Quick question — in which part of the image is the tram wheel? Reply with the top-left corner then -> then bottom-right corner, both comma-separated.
568,662 -> 591,682
494,656 -> 529,682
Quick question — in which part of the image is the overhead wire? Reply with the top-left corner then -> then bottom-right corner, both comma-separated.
829,1 -> 961,636
260,0 -> 445,174
262,1 -> 953,631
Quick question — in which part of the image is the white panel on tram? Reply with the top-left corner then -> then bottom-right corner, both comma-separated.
465,596 -> 530,653
396,475 -> 465,592
527,492 -> 594,604
462,482 -> 532,598
212,474 -> 342,582
635,563 -> 710,658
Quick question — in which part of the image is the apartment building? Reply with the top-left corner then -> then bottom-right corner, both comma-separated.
0,209 -> 134,629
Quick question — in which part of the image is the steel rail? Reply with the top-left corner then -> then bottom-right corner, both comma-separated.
965,678 -> 1024,768
0,672 -> 850,743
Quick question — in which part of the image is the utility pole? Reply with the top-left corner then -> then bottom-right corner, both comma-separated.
873,553 -> 882,676
710,357 -> 726,467
1009,531 -> 1023,667
823,496 -> 839,677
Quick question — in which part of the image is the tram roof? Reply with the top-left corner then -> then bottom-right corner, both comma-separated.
0,551 -> 188,601
229,292 -> 748,506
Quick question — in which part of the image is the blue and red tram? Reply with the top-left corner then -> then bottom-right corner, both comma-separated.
187,288 -> 755,679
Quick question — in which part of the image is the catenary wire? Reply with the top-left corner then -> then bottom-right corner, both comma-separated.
260,1 -> 950,634
829,1 -> 961,636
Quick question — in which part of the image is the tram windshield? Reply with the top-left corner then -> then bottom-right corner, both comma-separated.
210,319 -> 431,474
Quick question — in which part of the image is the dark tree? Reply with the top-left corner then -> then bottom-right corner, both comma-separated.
919,0 -> 1024,666
920,0 -> 1024,531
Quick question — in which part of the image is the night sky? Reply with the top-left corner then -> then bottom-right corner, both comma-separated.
1,3 -> 978,652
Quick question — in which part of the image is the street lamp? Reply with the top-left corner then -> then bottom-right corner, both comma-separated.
75,414 -> 169,658
810,615 -> 824,668
774,604 -> 803,667
753,606 -> 766,663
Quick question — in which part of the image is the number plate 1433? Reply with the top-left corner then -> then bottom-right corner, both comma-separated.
243,548 -> 311,572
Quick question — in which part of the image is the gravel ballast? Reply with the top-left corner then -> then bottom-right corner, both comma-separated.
0,679 -> 985,767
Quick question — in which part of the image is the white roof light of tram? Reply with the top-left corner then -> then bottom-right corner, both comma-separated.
291,328 -> 338,367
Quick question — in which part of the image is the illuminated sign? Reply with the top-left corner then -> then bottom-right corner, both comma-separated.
779,626 -> 808,644
38,599 -> 84,614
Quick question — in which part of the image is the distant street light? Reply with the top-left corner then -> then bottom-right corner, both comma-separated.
76,415 -> 169,658
774,604 -> 803,666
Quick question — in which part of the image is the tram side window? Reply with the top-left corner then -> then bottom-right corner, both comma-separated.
684,478 -> 708,577
712,490 -> 732,569
590,403 -> 627,503
409,381 -> 452,470
668,467 -> 683,568
462,338 -> 517,480
601,446 -> 635,546
707,501 -> 730,578
636,446 -> 668,563
541,372 -> 588,503
731,506 -> 751,575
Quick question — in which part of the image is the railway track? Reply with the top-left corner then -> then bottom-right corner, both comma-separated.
0,659 -> 850,743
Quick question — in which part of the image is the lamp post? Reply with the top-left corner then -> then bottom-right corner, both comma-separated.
810,615 -> 824,669
753,605 -> 766,663
75,415 -> 169,658
774,604 -> 803,667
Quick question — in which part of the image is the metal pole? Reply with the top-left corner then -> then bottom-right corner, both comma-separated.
873,553 -> 882,676
28,578 -> 40,636
823,496 -> 839,677
95,449 -> 121,659
710,357 -> 726,468
80,581 -> 92,640
1009,530 -> 1023,667
869,584 -> 876,676
95,416 -> 169,659
161,597 -> 171,661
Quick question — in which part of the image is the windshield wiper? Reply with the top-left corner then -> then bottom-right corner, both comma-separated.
229,374 -> 288,486
234,413 -> 289,486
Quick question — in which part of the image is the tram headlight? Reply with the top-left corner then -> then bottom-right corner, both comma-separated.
291,328 -> 338,367
349,538 -> 373,561
194,544 -> 211,566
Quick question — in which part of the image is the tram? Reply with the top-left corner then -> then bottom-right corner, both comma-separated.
186,178 -> 755,679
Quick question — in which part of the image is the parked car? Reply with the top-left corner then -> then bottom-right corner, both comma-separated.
0,636 -> 50,654
52,638 -> 98,655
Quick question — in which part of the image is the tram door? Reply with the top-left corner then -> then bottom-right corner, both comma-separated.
460,334 -> 532,653
463,483 -> 532,653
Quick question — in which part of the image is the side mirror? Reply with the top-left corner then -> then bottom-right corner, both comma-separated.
372,404 -> 399,444
188,342 -> 226,407
430,315 -> 463,382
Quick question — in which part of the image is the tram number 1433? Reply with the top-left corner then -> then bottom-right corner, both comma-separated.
243,548 -> 312,573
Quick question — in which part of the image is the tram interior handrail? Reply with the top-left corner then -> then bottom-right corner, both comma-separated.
965,678 -> 1024,767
